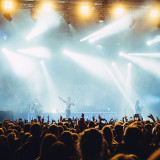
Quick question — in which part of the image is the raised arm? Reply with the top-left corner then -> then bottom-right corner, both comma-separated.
58,96 -> 67,103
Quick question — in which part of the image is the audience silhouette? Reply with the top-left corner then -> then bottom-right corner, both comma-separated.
0,113 -> 159,160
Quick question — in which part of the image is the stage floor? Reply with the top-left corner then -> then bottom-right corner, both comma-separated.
12,112 -> 118,123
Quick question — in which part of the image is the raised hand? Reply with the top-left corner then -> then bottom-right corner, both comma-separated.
148,114 -> 156,122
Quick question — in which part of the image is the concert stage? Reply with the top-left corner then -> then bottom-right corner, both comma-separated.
5,112 -> 118,123
0,0 -> 160,121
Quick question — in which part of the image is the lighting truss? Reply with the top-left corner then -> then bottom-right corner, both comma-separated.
3,0 -> 152,13
1,0 -> 159,22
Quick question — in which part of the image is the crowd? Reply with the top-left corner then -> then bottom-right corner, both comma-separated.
0,113 -> 160,160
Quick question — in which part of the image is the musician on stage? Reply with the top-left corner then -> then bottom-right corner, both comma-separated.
135,100 -> 143,120
31,99 -> 42,114
59,96 -> 74,118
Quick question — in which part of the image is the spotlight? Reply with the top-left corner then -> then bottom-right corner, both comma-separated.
2,0 -> 15,21
122,53 -> 160,79
81,16 -> 131,43
30,8 -> 37,21
99,20 -> 104,23
150,9 -> 159,19
42,2 -> 53,13
114,6 -> 125,17
3,0 -> 14,10
80,4 -> 90,15
128,52 -> 160,57
2,48 -> 35,77
3,12 -> 12,21
98,13 -> 105,23
115,8 -> 123,15
157,22 -> 160,28
64,50 -> 110,81
146,41 -> 151,46
63,12 -> 70,24
146,35 -> 160,46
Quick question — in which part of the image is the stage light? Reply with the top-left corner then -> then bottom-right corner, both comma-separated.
150,9 -> 159,19
2,48 -> 35,77
126,62 -> 132,97
111,62 -> 136,105
3,0 -> 13,10
115,7 -> 124,17
146,35 -> 160,46
36,2 -> 55,19
63,13 -> 70,24
98,13 -> 105,23
2,0 -> 15,21
104,64 -> 134,109
121,54 -> 160,78
30,8 -> 37,21
80,16 -> 131,43
80,4 -> 90,15
41,60 -> 61,113
81,5 -> 89,14
99,18 -> 104,23
128,52 -> 160,58
63,50 -> 110,81
112,4 -> 126,18
99,19 -> 104,23
3,12 -> 12,21
147,41 -> 151,46
41,2 -> 53,13
17,47 -> 51,59
112,63 -> 124,85
26,9 -> 61,40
